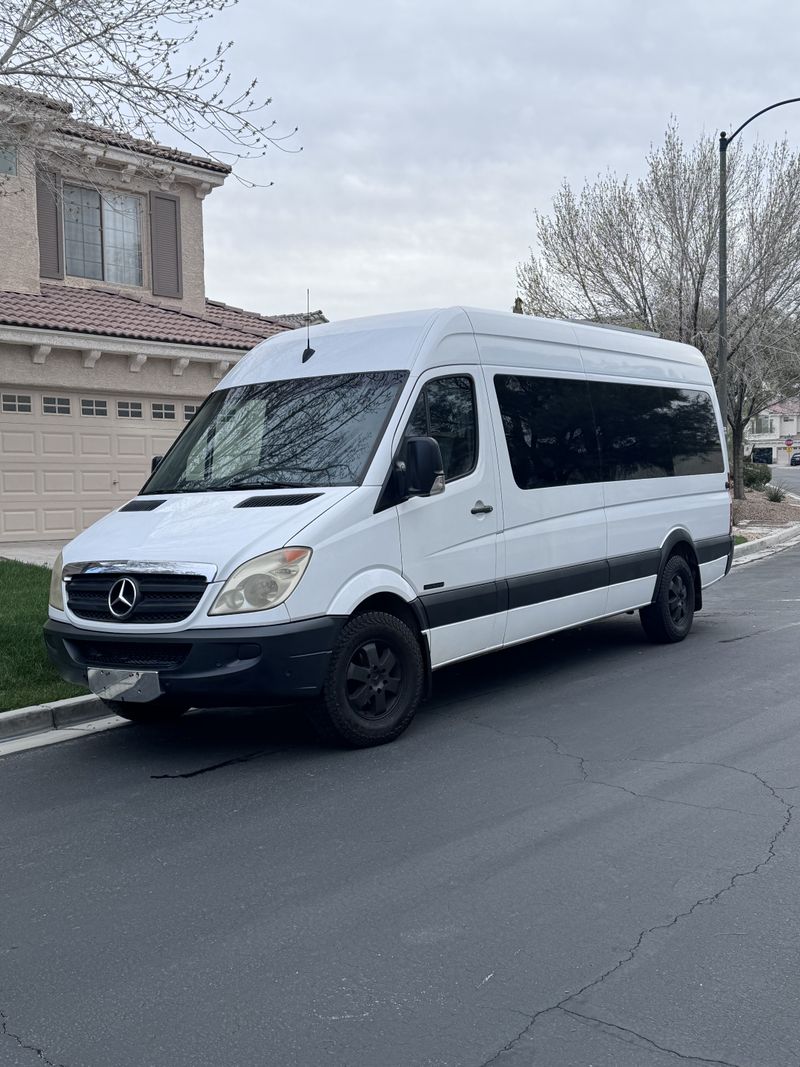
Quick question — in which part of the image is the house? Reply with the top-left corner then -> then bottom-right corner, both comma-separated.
744,399 -> 800,465
0,91 -> 325,545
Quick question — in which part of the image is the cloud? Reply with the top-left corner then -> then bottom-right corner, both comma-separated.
193,0 -> 800,320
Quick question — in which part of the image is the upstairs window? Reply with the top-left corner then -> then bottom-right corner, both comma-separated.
752,415 -> 774,435
0,147 -> 16,176
64,185 -> 143,286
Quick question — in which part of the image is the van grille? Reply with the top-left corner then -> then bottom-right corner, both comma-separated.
66,572 -> 207,624
69,640 -> 191,670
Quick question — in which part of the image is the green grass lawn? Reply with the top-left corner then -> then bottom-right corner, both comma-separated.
0,559 -> 86,712
733,534 -> 748,546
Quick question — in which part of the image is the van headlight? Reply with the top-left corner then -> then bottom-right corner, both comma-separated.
49,551 -> 64,611
209,548 -> 312,616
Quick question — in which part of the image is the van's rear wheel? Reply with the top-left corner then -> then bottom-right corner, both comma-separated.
640,555 -> 695,644
314,611 -> 424,747
100,698 -> 189,724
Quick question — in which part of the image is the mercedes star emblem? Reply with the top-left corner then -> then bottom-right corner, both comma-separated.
108,576 -> 139,619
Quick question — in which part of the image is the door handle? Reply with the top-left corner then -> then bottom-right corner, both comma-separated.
471,500 -> 493,515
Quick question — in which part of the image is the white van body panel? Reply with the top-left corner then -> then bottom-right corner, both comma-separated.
63,487 -> 356,581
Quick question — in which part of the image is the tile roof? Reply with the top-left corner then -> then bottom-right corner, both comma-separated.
767,398 -> 800,415
204,300 -> 327,334
0,285 -> 294,350
0,88 -> 230,175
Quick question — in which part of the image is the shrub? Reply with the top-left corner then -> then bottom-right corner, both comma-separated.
765,482 -> 787,503
743,463 -> 772,490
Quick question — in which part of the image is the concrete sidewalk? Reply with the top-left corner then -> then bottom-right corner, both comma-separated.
0,540 -> 65,567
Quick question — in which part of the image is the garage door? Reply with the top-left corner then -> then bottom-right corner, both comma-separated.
0,389 -> 198,543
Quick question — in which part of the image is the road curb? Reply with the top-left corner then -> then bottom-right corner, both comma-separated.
0,693 -> 105,741
733,522 -> 800,561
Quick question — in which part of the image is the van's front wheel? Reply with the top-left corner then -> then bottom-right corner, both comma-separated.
640,554 -> 695,644
315,611 -> 424,747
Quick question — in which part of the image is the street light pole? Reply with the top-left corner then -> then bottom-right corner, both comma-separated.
717,97 -> 800,428
718,133 -> 728,421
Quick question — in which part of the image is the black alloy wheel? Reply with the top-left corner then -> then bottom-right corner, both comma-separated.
345,639 -> 403,719
640,554 -> 696,644
667,570 -> 690,628
314,611 -> 425,747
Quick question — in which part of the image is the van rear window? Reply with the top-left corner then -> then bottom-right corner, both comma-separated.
494,375 -> 724,489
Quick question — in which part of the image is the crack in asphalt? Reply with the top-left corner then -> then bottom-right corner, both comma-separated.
1,1008 -> 65,1067
151,746 -> 288,779
465,721 -> 770,818
473,738 -> 793,1067
559,1006 -> 742,1066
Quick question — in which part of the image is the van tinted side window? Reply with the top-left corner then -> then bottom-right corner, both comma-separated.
403,376 -> 477,480
494,374 -> 600,489
590,382 -> 724,480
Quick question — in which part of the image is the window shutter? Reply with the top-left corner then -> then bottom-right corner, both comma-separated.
149,191 -> 183,298
36,172 -> 64,279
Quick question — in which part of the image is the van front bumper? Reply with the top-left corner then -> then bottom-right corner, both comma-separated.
43,616 -> 346,705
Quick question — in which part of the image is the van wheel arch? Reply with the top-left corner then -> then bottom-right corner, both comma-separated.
351,593 -> 432,697
657,532 -> 702,611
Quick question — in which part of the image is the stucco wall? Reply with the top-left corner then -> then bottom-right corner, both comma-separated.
0,147 -> 40,294
1,342 -> 229,399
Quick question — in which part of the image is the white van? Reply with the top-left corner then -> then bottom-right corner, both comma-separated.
45,308 -> 733,746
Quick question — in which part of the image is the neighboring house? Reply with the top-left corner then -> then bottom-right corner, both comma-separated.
0,92 -> 325,544
744,399 -> 800,465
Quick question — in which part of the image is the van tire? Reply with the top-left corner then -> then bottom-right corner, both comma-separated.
314,611 -> 424,747
101,698 -> 189,724
639,555 -> 695,644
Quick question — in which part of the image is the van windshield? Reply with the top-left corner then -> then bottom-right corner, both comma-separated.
143,370 -> 408,493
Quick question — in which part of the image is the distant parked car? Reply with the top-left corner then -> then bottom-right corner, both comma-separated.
791,452 -> 800,466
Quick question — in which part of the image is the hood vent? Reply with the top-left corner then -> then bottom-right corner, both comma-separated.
236,493 -> 322,508
120,499 -> 165,512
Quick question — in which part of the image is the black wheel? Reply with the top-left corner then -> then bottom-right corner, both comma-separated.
101,697 -> 189,724
313,611 -> 425,747
640,554 -> 695,644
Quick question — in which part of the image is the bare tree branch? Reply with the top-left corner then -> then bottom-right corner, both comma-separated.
516,122 -> 800,497
0,0 -> 298,184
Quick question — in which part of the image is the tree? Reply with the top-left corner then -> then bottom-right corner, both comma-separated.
0,0 -> 296,183
516,124 -> 800,498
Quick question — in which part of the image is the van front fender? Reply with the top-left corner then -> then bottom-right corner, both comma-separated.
327,569 -> 419,619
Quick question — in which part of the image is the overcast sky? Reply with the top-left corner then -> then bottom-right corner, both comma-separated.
192,0 -> 800,322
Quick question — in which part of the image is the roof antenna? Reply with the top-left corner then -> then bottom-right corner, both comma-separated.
302,288 -> 315,362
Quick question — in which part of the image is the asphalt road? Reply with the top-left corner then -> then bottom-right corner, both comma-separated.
2,548 -> 800,1067
772,463 -> 800,494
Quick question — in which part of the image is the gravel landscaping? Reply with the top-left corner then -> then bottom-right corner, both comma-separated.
732,487 -> 800,539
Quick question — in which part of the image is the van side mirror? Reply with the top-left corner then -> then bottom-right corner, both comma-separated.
151,455 -> 163,474
404,436 -> 445,497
